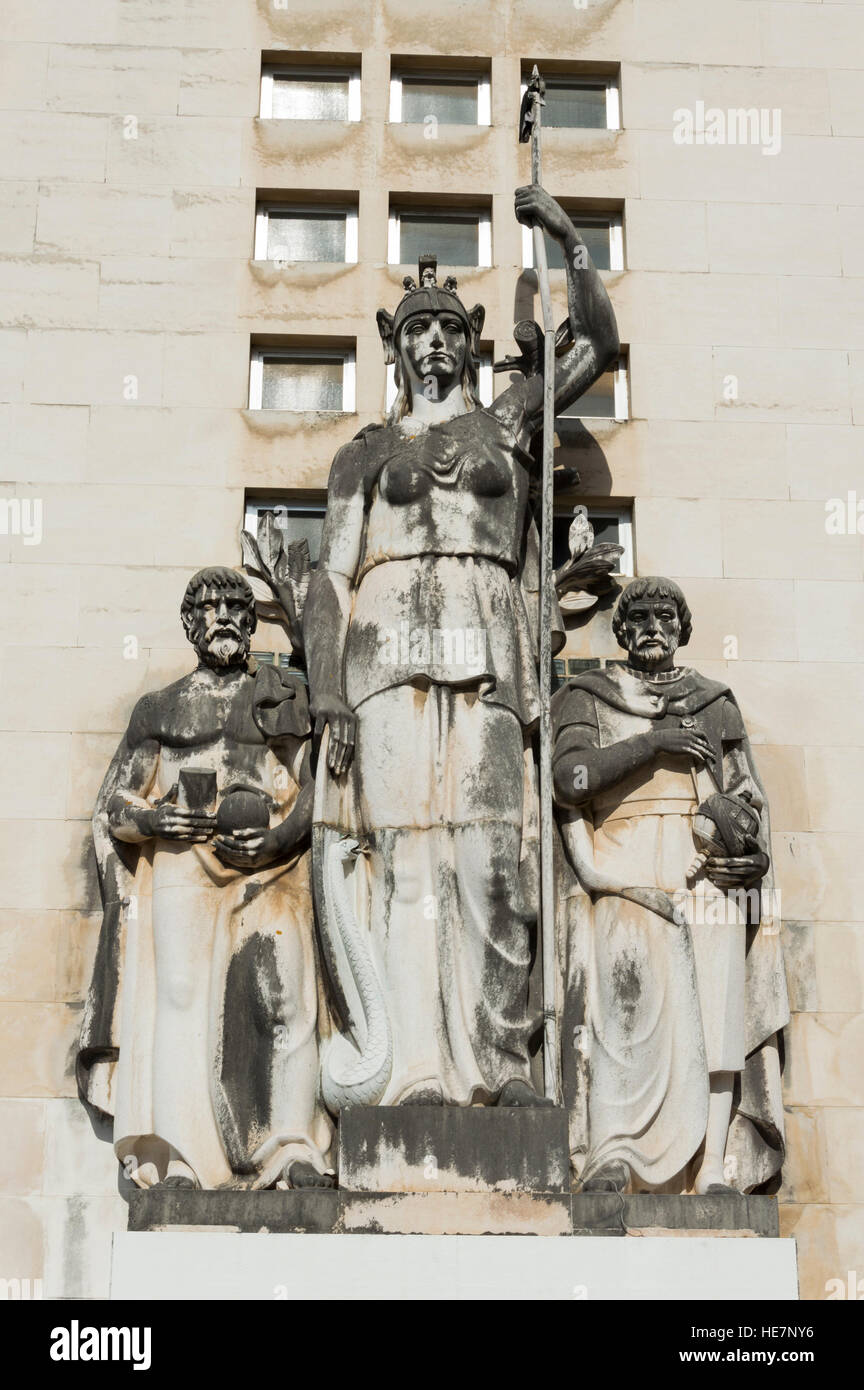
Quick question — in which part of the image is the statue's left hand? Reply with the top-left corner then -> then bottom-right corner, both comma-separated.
705,849 -> 769,890
212,826 -> 278,870
515,185 -> 575,244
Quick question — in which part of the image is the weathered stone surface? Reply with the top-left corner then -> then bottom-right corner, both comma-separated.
79,566 -> 333,1193
554,579 -> 787,1197
128,1188 -> 339,1235
0,0 -> 861,1304
570,1193 -> 780,1239
338,1107 -> 571,1194
340,1191 -> 572,1236
126,1187 -> 782,1240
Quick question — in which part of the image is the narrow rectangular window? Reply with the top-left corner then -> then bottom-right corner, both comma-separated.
522,210 -> 624,273
558,356 -> 629,422
390,71 -> 490,127
260,66 -> 361,121
244,497 -> 327,562
389,208 -> 491,268
552,503 -> 634,575
520,71 -> 620,131
254,205 -> 358,263
249,348 -> 356,412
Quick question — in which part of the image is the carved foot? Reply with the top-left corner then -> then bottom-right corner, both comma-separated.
497,1079 -> 555,1108
156,1174 -> 200,1191
580,1160 -> 630,1193
398,1086 -> 444,1106
283,1160 -> 336,1190
693,1160 -> 737,1196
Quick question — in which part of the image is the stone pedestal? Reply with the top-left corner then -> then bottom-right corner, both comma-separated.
126,1109 -> 782,1240
337,1105 -> 570,1193
117,1106 -> 797,1297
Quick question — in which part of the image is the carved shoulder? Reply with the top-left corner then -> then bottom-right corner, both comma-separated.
125,692 -> 159,750
326,436 -> 380,501
125,675 -> 191,750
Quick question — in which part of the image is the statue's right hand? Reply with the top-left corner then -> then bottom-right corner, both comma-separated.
150,793 -> 217,842
310,695 -> 356,777
648,727 -> 714,765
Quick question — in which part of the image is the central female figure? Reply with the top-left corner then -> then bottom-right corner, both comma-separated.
303,186 -> 618,1110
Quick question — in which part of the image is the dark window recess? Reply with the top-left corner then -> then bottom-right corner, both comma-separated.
252,651 -> 308,682
552,511 -> 621,568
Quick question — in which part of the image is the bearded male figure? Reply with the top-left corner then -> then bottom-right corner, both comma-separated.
78,568 -> 333,1191
552,578 -> 789,1195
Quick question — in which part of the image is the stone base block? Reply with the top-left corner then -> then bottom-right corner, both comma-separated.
337,1105 -> 570,1193
110,1231 -> 799,1300
127,1188 -> 781,1239
127,1188 -> 338,1234
339,1190 -> 572,1236
571,1193 -> 780,1239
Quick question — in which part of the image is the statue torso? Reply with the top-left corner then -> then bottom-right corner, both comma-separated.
144,670 -> 300,804
359,409 -> 532,578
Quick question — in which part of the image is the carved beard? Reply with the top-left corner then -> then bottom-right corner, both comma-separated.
630,637 -> 675,666
197,622 -> 249,669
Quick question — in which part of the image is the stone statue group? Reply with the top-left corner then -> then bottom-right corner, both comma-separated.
78,187 -> 788,1197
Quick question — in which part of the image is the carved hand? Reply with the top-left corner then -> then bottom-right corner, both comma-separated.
149,791 -> 216,842
212,826 -> 280,869
311,694 -> 357,777
648,726 -> 715,765
514,185 -> 576,244
705,848 -> 769,890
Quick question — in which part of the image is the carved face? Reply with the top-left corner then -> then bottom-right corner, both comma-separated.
398,312 -> 467,397
621,596 -> 682,668
187,586 -> 254,669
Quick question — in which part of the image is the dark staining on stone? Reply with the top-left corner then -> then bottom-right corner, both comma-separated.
474,825 -> 534,1073
219,933 -> 282,1172
611,954 -> 642,1028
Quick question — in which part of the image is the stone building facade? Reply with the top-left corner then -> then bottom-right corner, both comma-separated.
1,0 -> 862,1299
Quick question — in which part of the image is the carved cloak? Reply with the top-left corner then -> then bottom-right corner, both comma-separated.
553,665 -> 789,1192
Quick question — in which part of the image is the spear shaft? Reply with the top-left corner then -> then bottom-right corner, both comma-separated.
521,69 -> 560,1102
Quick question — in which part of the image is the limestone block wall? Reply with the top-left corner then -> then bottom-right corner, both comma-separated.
0,0 -> 861,1299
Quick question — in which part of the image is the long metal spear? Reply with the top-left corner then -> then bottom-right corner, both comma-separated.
519,67 -> 560,1102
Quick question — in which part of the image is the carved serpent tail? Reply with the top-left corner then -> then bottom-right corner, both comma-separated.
320,834 -> 392,1112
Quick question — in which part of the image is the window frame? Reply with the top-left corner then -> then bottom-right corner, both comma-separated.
248,346 -> 357,413
260,64 -> 362,121
388,206 -> 492,268
558,354 -> 629,424
521,210 -> 623,273
554,501 -> 634,577
254,202 -> 359,264
519,72 -> 620,131
389,68 -> 491,127
244,496 -> 328,557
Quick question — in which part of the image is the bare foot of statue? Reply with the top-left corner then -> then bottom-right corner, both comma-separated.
497,1078 -> 555,1108
693,1156 -> 737,1195
284,1160 -> 336,1190
581,1160 -> 630,1193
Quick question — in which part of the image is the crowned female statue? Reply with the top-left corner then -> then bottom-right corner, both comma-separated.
303,185 -> 619,1111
